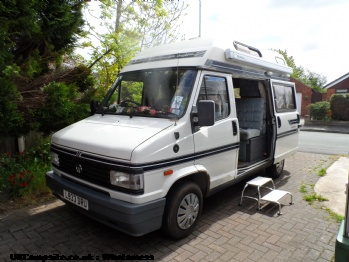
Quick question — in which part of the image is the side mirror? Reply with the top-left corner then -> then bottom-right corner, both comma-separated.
90,100 -> 99,115
197,100 -> 215,126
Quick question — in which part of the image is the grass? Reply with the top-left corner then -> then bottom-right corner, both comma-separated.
318,168 -> 327,177
309,155 -> 339,175
303,193 -> 328,205
323,207 -> 345,223
300,155 -> 343,225
299,183 -> 308,193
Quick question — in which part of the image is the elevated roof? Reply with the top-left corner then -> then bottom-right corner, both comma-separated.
122,38 -> 292,79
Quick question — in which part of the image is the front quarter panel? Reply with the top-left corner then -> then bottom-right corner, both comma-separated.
130,120 -> 196,203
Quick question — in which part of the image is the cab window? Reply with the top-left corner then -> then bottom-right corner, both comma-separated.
198,76 -> 230,121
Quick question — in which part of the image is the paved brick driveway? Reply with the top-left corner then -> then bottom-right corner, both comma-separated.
0,152 -> 340,261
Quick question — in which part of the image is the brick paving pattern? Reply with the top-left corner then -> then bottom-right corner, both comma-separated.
0,152 -> 340,261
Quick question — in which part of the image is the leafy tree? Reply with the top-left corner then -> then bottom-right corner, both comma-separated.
303,69 -> 327,93
274,50 -> 327,93
0,0 -> 93,138
0,0 -> 86,78
83,0 -> 187,99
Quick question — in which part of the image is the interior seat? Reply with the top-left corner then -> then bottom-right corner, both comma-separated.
236,98 -> 266,140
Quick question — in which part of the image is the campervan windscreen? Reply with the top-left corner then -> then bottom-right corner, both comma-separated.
99,69 -> 197,119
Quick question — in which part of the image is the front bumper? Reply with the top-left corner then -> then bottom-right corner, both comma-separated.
46,170 -> 166,236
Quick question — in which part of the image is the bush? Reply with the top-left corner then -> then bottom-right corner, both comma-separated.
0,139 -> 51,199
330,94 -> 349,121
308,101 -> 330,120
33,82 -> 90,135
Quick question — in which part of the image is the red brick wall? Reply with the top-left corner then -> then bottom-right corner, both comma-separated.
323,89 -> 336,101
291,78 -> 312,116
323,77 -> 349,100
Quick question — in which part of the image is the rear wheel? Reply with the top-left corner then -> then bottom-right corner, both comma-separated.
162,181 -> 203,239
267,159 -> 285,179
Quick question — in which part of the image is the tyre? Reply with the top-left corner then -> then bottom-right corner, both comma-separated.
162,181 -> 203,239
267,159 -> 285,179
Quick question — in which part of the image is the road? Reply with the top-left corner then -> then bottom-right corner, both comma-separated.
299,131 -> 349,155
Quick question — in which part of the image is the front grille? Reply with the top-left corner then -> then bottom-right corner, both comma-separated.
51,144 -> 144,194
58,152 -> 111,189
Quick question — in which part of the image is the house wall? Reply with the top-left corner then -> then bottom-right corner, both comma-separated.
323,77 -> 349,101
323,89 -> 336,101
291,78 -> 312,116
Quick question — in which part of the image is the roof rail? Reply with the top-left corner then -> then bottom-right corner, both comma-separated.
233,41 -> 262,57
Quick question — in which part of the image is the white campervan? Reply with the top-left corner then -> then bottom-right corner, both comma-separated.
46,38 -> 300,239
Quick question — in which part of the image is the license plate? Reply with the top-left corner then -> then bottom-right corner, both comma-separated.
63,190 -> 89,210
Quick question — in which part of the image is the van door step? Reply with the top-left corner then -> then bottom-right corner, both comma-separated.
239,176 -> 293,215
261,189 -> 293,215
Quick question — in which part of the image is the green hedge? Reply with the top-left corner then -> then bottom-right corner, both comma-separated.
309,101 -> 330,120
330,94 -> 349,121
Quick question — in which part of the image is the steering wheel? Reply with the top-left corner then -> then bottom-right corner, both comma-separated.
120,99 -> 141,107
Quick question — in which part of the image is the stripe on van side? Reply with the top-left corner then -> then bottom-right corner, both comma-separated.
139,143 -> 240,171
51,143 -> 240,173
277,129 -> 298,139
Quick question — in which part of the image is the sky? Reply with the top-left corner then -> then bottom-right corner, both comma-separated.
81,0 -> 349,85
180,0 -> 349,84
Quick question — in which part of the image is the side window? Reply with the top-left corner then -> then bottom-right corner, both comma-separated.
273,84 -> 296,112
198,75 -> 230,121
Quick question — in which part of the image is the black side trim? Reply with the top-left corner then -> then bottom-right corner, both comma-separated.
277,129 -> 298,139
139,143 -> 240,171
51,143 -> 240,172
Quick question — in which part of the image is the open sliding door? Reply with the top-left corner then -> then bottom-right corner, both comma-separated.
270,80 -> 300,163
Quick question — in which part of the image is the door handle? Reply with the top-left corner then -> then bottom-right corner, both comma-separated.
277,116 -> 281,128
232,121 -> 238,136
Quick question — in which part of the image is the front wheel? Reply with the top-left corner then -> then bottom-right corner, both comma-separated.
162,181 -> 203,239
267,159 -> 285,179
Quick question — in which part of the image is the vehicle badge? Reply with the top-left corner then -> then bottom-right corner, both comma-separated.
76,164 -> 83,174
76,151 -> 83,157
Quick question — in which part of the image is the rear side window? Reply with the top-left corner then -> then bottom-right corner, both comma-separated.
273,83 -> 296,112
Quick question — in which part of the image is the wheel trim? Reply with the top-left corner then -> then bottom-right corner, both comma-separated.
177,193 -> 199,229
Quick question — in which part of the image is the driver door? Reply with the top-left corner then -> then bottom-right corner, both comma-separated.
193,72 -> 239,189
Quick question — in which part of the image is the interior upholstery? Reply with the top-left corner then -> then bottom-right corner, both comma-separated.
236,98 -> 266,140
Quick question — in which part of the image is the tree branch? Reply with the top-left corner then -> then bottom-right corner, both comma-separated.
88,48 -> 113,69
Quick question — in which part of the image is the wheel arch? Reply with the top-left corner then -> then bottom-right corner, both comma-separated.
166,171 -> 210,199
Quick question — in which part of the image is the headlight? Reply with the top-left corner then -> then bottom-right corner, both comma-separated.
110,171 -> 144,190
51,152 -> 60,166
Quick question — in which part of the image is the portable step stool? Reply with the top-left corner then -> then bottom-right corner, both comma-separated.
239,176 -> 293,215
